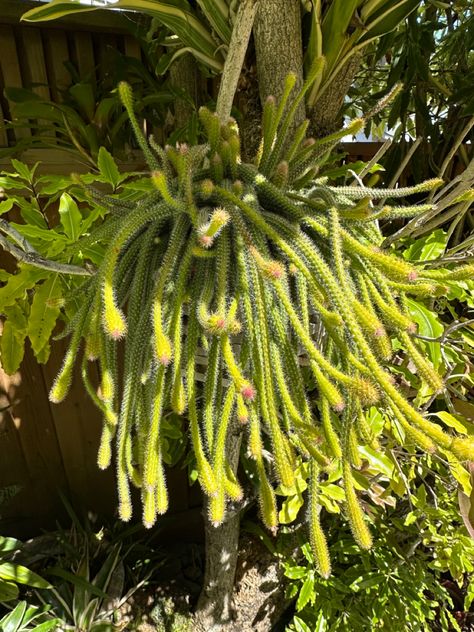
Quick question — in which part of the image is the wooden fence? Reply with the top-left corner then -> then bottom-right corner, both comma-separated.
0,2 -> 203,539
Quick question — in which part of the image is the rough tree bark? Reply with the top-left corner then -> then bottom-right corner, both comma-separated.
253,0 -> 306,129
169,53 -> 200,131
309,52 -> 364,137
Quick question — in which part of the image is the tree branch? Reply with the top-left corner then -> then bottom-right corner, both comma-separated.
0,220 -> 92,276
216,0 -> 258,124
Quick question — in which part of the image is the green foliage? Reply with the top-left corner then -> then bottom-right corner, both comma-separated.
2,54 -> 175,162
0,602 -> 60,632
21,74 -> 470,565
0,535 -> 51,605
0,156 -> 152,372
284,456 -> 474,632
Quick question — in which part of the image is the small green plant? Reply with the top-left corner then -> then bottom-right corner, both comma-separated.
0,535 -> 51,604
0,601 -> 60,632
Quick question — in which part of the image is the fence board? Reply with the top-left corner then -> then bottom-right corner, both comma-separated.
73,32 -> 96,86
43,29 -> 70,101
0,25 -> 30,140
124,35 -> 142,60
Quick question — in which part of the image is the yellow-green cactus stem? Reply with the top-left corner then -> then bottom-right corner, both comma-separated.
309,462 -> 331,578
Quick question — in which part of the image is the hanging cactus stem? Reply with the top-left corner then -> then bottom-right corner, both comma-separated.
51,78 -> 474,577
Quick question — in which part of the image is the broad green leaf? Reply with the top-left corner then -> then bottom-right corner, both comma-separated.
9,222 -> 68,244
196,0 -> 231,44
403,230 -> 448,261
58,192 -> 82,240
0,320 -> 26,375
11,159 -> 34,183
358,446 -> 394,478
22,0 -> 221,63
279,493 -> 304,524
28,276 -> 63,359
360,0 -> 420,42
320,483 -> 345,501
18,200 -> 49,230
0,200 -> 14,215
0,578 -> 19,602
0,562 -> 51,588
429,411 -> 472,435
292,616 -> 313,632
0,536 -> 21,553
97,147 -> 120,189
46,567 -> 108,598
0,600 -> 27,632
406,298 -> 444,368
284,565 -> 308,580
69,83 -> 95,120
33,621 -> 63,632
0,268 -> 47,311
321,0 -> 359,70
296,572 -> 315,611
444,451 -> 472,496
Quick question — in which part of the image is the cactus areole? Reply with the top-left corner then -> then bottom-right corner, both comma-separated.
51,76 -> 474,577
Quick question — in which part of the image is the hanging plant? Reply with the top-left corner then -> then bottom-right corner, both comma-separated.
49,66 -> 474,578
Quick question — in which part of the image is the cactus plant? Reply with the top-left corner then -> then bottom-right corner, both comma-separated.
51,71 -> 474,572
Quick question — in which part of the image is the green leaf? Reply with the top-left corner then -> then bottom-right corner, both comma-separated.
97,147 -> 121,189
0,600 -> 27,632
284,565 -> 308,580
58,192 -> 82,240
46,567 -> 109,598
296,572 -> 315,611
406,298 -> 444,368
292,616 -> 313,632
9,223 -> 68,244
33,621 -> 63,632
279,493 -> 304,524
0,578 -> 19,602
0,268 -> 47,311
11,159 -> 34,183
0,200 -> 14,215
0,320 -> 26,375
429,411 -> 472,435
403,230 -> 448,261
359,446 -> 394,477
28,276 -> 63,360
0,562 -> 51,588
18,201 -> 49,230
0,536 -> 21,553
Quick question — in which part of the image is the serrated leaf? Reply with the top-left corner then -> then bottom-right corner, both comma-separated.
296,573 -> 315,611
11,159 -> 33,183
58,192 -> 82,240
97,147 -> 121,189
0,320 -> 26,375
0,268 -> 47,310
27,276 -> 63,360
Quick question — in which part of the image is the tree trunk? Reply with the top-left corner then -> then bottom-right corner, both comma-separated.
193,430 -> 242,632
253,0 -> 305,129
309,52 -> 364,137
169,53 -> 200,131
